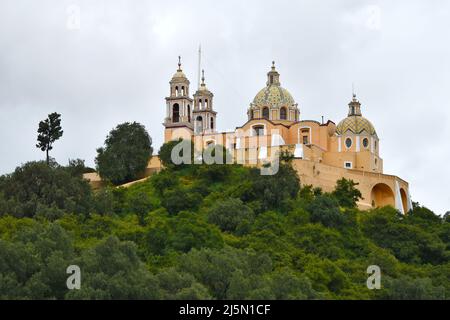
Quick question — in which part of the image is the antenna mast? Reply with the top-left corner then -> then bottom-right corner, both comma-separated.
197,45 -> 202,90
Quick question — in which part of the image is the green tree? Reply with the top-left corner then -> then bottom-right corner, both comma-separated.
444,211 -> 450,223
127,191 -> 153,226
269,269 -> 317,299
66,236 -> 160,299
156,268 -> 211,299
332,178 -> 363,208
36,112 -> 63,165
161,188 -> 202,215
159,139 -> 194,169
207,198 -> 254,233
383,276 -> 446,300
0,223 -> 75,299
361,206 -> 447,264
307,194 -> 345,228
96,122 -> 153,185
170,211 -> 223,252
241,161 -> 300,213
66,159 -> 95,177
0,161 -> 92,219
179,247 -> 272,299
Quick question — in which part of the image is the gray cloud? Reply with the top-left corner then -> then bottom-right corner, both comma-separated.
1,0 -> 449,214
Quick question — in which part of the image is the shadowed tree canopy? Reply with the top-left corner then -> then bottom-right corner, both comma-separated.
0,160 -> 92,219
158,139 -> 194,169
36,112 -> 63,165
96,122 -> 153,185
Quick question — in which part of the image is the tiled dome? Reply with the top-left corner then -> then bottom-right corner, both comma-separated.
336,95 -> 377,136
336,116 -> 376,135
253,85 -> 295,108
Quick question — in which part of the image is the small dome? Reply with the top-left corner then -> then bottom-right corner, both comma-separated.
194,69 -> 213,96
336,116 -> 376,135
253,85 -> 295,108
171,56 -> 188,81
171,69 -> 187,80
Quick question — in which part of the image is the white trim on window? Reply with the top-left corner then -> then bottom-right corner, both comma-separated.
362,137 -> 370,149
345,137 -> 353,149
298,126 -> 312,145
251,123 -> 267,136
344,161 -> 353,169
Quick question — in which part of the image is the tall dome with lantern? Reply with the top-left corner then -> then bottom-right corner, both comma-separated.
247,62 -> 300,122
336,94 -> 380,160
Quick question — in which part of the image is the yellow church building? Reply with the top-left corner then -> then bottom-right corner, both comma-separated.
149,58 -> 412,213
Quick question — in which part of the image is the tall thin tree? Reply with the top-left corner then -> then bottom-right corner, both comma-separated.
36,112 -> 64,165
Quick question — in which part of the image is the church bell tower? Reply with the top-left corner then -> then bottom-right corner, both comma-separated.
164,57 -> 194,141
192,70 -> 217,134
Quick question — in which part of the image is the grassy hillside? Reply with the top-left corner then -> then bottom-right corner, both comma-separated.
0,159 -> 449,299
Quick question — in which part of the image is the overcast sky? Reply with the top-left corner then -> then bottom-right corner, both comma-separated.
0,0 -> 449,214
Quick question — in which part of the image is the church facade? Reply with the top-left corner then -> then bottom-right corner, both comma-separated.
148,58 -> 412,213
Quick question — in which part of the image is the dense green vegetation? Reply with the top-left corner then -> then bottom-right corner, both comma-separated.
0,145 -> 448,299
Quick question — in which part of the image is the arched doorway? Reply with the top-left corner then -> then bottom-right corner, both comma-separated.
400,188 -> 409,214
371,183 -> 395,208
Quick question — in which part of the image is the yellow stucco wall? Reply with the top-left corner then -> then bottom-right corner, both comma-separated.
162,116 -> 411,214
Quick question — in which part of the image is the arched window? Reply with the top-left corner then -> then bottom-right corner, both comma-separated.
210,117 -> 214,129
262,107 -> 269,119
187,105 -> 191,122
199,99 -> 202,109
196,116 -> 203,133
175,86 -> 179,97
205,99 -> 208,109
172,104 -> 180,123
181,86 -> 185,96
280,107 -> 287,120
252,125 -> 265,136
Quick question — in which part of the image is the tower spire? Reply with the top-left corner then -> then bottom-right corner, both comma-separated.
201,69 -> 205,85
178,56 -> 182,71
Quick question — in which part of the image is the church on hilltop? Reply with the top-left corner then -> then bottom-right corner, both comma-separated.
147,57 -> 412,213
